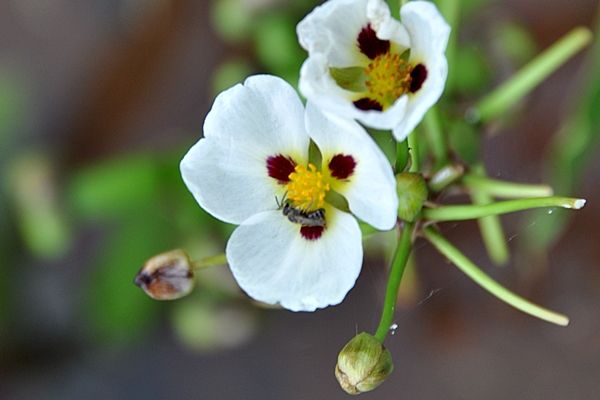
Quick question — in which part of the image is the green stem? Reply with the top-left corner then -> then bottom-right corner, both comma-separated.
469,164 -> 509,265
462,174 -> 553,198
423,106 -> 448,170
375,221 -> 414,342
472,27 -> 592,123
471,189 -> 509,265
422,196 -> 585,221
191,253 -> 228,270
396,138 -> 409,172
407,130 -> 420,172
422,226 -> 569,326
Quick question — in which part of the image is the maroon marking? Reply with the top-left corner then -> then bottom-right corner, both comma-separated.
353,97 -> 383,111
329,154 -> 356,180
357,24 -> 390,60
300,225 -> 325,240
266,155 -> 296,183
409,64 -> 427,93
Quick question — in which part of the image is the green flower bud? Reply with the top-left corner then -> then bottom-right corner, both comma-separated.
335,332 -> 393,395
396,172 -> 428,222
134,249 -> 195,300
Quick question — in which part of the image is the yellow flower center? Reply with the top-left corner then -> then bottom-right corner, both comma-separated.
364,52 -> 413,110
285,164 -> 330,211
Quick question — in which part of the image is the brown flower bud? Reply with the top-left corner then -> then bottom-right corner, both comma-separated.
335,332 -> 393,395
134,249 -> 195,300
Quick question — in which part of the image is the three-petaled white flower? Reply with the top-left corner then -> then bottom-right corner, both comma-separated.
180,75 -> 398,312
297,0 -> 450,142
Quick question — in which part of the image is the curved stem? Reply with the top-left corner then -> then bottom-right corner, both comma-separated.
422,196 -> 585,221
469,164 -> 509,265
407,130 -> 420,173
423,106 -> 448,170
191,253 -> 227,270
422,226 -> 569,326
461,173 -> 553,198
396,138 -> 409,172
375,221 -> 414,342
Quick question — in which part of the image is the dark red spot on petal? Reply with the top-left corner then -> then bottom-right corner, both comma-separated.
409,64 -> 427,93
353,97 -> 383,111
300,225 -> 324,241
329,154 -> 356,180
357,24 -> 390,60
266,155 -> 296,184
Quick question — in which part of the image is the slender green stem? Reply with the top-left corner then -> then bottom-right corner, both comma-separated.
422,226 -> 569,326
462,173 -> 553,198
396,138 -> 409,172
472,27 -> 592,123
375,222 -> 414,342
469,164 -> 509,265
422,196 -> 586,221
407,131 -> 420,172
191,253 -> 227,270
423,106 -> 448,170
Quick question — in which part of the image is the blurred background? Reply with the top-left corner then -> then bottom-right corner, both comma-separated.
1,0 -> 600,398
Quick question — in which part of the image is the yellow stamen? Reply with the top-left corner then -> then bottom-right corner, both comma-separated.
285,164 -> 330,211
363,53 -> 413,110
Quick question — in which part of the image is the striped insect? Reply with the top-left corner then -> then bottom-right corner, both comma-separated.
276,194 -> 326,227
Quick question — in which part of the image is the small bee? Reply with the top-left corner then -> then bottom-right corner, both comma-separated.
276,195 -> 327,227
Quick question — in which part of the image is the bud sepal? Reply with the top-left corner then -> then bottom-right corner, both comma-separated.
335,332 -> 393,395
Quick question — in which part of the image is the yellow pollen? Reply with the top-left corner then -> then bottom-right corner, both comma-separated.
285,163 -> 330,211
363,52 -> 413,110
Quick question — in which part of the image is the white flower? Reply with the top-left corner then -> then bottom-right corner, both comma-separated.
297,0 -> 450,141
180,75 -> 398,312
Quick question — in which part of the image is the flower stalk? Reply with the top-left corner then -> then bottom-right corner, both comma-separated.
191,253 -> 228,270
407,131 -> 420,172
469,164 -> 509,265
374,221 -> 414,343
422,226 -> 569,326
422,196 -> 585,221
462,173 -> 553,198
422,106 -> 448,170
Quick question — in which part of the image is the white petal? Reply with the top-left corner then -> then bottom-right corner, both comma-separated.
392,1 -> 451,141
367,0 -> 410,47
297,0 -> 370,67
226,209 -> 363,311
180,75 -> 309,224
305,102 -> 398,230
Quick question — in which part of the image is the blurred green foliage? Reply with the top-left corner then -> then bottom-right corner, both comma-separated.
520,9 -> 600,258
68,150 -> 230,343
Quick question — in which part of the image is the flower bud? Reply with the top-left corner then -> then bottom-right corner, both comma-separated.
396,172 -> 428,222
134,249 -> 195,300
335,332 -> 393,395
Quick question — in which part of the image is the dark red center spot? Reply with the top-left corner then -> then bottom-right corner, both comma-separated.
357,24 -> 390,60
353,98 -> 383,111
266,155 -> 296,183
300,225 -> 324,241
329,154 -> 356,180
409,64 -> 427,93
